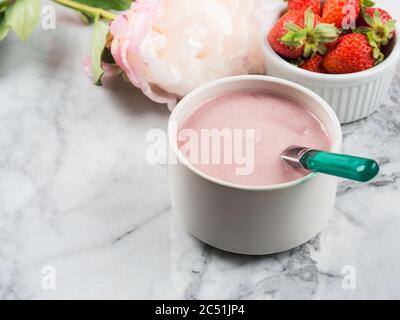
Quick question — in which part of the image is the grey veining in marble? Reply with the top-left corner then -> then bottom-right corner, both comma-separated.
0,1 -> 400,299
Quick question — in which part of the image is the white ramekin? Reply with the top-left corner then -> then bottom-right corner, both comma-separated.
261,4 -> 400,124
168,75 -> 342,255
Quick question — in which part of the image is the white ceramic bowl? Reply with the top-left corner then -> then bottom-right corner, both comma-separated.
168,75 -> 342,255
262,5 -> 400,124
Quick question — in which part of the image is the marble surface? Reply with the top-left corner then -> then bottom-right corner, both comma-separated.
1,1 -> 400,300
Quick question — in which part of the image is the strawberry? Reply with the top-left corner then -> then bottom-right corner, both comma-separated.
358,8 -> 396,47
268,10 -> 305,59
323,33 -> 382,74
322,0 -> 374,29
358,8 -> 393,27
268,8 -> 340,59
299,54 -> 326,73
286,0 -> 321,15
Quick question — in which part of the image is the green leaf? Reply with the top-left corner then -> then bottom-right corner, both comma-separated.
374,9 -> 383,25
280,29 -> 306,48
316,44 -> 328,55
73,0 -> 132,11
373,47 -> 384,64
361,0 -> 375,8
5,0 -> 41,42
304,7 -> 315,30
356,26 -> 372,35
0,1 -> 9,13
385,20 -> 397,34
90,17 -> 109,85
285,22 -> 301,33
363,11 -> 374,27
0,14 -> 9,41
314,23 -> 340,42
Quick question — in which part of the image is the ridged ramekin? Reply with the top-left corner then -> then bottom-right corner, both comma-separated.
262,5 -> 400,124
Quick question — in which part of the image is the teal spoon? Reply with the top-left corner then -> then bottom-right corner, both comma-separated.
281,145 -> 380,182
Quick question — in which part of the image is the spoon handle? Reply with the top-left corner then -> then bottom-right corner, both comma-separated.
300,150 -> 380,182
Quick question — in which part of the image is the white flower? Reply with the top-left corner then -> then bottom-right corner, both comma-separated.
110,0 -> 278,109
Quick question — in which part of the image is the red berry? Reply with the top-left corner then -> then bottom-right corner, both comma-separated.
268,9 -> 339,59
323,33 -> 378,74
268,10 -> 307,59
322,0 -> 361,28
357,8 -> 396,47
300,54 -> 326,73
288,0 -> 321,15
358,7 -> 393,26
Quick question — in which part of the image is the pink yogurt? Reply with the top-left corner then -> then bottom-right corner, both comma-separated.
178,91 -> 331,186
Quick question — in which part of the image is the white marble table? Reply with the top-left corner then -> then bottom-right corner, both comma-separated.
1,1 -> 400,299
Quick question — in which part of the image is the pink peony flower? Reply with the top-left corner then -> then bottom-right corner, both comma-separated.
110,0 -> 279,109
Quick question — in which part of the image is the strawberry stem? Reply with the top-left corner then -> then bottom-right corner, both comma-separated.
280,8 -> 340,58
362,9 -> 397,47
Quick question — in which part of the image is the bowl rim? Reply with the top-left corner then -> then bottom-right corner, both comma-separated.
261,5 -> 400,82
168,75 -> 343,191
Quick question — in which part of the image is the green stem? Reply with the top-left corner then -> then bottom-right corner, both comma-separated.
0,0 -> 12,12
52,0 -> 117,21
